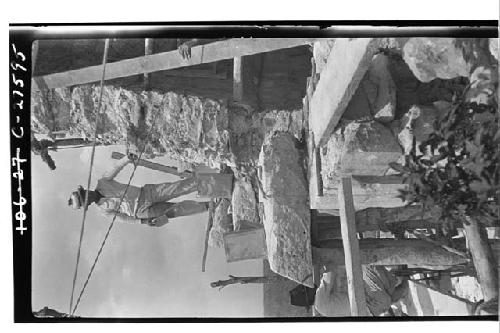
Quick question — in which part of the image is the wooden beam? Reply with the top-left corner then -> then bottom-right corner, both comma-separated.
32,38 -> 317,91
312,239 -> 477,267
310,38 -> 380,147
111,151 -> 192,178
307,131 -> 324,209
233,56 -> 243,101
202,201 -> 215,272
312,183 -> 406,210
338,177 -> 368,316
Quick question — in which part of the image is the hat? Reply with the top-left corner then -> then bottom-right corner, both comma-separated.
68,185 -> 85,209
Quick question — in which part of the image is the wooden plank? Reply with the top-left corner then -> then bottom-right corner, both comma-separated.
307,131 -> 324,209
32,38 -> 317,91
312,239 -> 473,267
201,201 -> 215,272
233,56 -> 243,101
312,265 -> 321,317
111,151 -> 191,178
312,183 -> 407,210
338,176 -> 368,316
310,38 -> 380,147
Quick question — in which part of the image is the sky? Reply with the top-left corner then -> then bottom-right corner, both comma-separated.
31,144 -> 263,318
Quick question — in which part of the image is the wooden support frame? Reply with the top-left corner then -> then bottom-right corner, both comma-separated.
309,38 -> 380,147
32,38 -> 317,91
338,176 -> 368,316
311,182 -> 406,211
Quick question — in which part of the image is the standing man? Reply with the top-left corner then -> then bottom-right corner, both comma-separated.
68,154 -> 210,227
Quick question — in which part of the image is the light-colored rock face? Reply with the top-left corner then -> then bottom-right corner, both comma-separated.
259,132 -> 313,288
403,38 -> 471,82
489,38 -> 499,61
397,103 -> 451,155
231,179 -> 260,230
31,84 -> 231,166
313,39 -> 335,74
321,121 -> 402,183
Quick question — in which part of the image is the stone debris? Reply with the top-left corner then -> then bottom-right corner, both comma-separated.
208,198 -> 233,248
489,38 -> 499,61
321,120 -> 402,185
397,103 -> 451,155
231,179 -> 261,230
259,132 -> 313,288
402,38 -> 471,82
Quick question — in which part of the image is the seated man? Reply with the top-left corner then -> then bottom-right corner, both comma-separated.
314,265 -> 409,317
68,154 -> 209,227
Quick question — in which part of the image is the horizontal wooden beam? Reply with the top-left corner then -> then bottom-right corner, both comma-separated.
310,38 -> 380,147
312,239 -> 476,267
311,183 -> 407,210
32,38 -> 317,91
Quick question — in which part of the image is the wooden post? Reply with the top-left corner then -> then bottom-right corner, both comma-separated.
111,151 -> 192,178
201,200 -> 215,272
143,38 -> 153,90
233,56 -> 243,101
338,176 -> 368,316
462,216 -> 498,303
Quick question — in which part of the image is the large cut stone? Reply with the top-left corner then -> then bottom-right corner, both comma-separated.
232,179 -> 260,230
259,132 -> 313,287
31,84 -> 231,166
321,121 -> 402,183
397,103 -> 451,155
403,38 -> 471,82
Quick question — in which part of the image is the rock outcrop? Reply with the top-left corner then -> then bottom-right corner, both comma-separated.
321,121 -> 402,185
259,132 -> 313,287
31,85 -> 231,167
231,179 -> 260,230
403,38 -> 471,82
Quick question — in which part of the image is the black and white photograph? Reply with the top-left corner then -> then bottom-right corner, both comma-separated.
8,20 -> 500,323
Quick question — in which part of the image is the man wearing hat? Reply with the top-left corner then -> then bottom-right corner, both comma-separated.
68,154 -> 210,227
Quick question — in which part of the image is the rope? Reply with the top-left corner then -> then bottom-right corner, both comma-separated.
68,39 -> 110,314
70,142 -> 148,316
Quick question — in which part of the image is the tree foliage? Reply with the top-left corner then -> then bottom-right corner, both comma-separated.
390,79 -> 499,229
